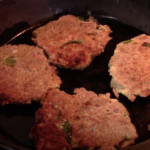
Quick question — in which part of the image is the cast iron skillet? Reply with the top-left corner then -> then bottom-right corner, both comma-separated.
1,0 -> 150,150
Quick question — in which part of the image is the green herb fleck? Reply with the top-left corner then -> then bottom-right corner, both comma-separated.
111,80 -> 125,89
124,114 -> 129,117
78,17 -> 84,21
142,42 -> 150,47
122,40 -> 133,44
57,110 -> 62,120
63,121 -> 70,133
4,57 -> 16,67
61,40 -> 83,48
63,121 -> 73,143
64,40 -> 83,45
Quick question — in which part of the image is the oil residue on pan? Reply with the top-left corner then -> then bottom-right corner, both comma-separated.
0,14 -> 150,150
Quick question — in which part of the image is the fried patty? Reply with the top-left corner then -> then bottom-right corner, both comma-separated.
30,88 -> 138,150
109,34 -> 150,101
32,15 -> 112,69
0,45 -> 61,105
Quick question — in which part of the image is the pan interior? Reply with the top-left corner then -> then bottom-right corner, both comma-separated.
0,14 -> 150,149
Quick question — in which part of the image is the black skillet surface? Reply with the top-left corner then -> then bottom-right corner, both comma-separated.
0,1 -> 150,149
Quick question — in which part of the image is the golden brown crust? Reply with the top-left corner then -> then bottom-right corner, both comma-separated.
32,15 -> 112,70
0,44 -> 62,105
30,88 -> 138,150
109,34 -> 150,101
30,107 -> 71,150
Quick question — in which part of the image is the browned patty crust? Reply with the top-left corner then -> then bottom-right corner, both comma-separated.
30,88 -> 138,150
109,34 -> 150,101
32,15 -> 112,69
0,45 -> 61,105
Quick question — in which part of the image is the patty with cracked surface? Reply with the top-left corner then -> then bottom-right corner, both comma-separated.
30,88 -> 138,150
0,44 -> 61,105
109,34 -> 150,101
32,15 -> 112,69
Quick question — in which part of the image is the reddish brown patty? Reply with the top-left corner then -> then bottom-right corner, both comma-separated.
30,88 -> 138,150
0,45 -> 61,105
109,34 -> 150,101
32,15 -> 112,69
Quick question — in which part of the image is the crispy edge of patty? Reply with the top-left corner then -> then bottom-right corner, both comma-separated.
32,15 -> 112,70
109,34 -> 150,101
30,88 -> 138,150
0,44 -> 62,105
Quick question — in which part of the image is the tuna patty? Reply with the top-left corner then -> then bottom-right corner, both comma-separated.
32,15 -> 112,70
30,88 -> 138,150
0,45 -> 61,105
109,34 -> 150,101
